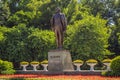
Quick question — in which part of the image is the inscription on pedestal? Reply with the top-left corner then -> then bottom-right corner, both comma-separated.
50,56 -> 60,58
48,50 -> 74,72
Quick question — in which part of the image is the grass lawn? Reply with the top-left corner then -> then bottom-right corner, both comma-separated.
0,74 -> 120,80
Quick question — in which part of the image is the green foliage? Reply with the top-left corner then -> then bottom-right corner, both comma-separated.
0,24 -> 55,65
101,71 -> 109,76
8,9 -> 40,28
0,26 -> 12,58
0,0 -> 119,68
27,29 -> 55,61
0,0 -> 10,26
64,15 -> 110,60
114,0 -> 120,8
102,71 -> 120,77
117,19 -> 120,52
2,24 -> 32,62
110,56 -> 120,73
101,56 -> 120,76
0,59 -> 15,74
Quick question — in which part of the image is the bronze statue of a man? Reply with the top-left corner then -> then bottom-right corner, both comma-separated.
50,7 -> 67,49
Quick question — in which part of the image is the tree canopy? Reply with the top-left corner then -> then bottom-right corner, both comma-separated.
0,0 -> 120,67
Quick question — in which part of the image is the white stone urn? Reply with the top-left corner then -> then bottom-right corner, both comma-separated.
87,63 -> 97,71
30,61 -> 39,71
41,64 -> 48,71
102,59 -> 112,71
74,63 -> 83,71
73,60 -> 83,71
41,60 -> 48,71
103,63 -> 111,71
20,61 -> 29,71
86,59 -> 97,71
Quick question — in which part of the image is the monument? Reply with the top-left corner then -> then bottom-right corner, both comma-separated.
48,7 -> 74,73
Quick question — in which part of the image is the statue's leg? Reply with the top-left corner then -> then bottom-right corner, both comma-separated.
61,32 -> 63,48
58,30 -> 63,49
55,29 -> 59,48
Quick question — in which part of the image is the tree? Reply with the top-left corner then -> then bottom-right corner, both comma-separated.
0,0 -> 10,26
64,15 -> 111,60
106,0 -> 120,56
27,29 -> 55,61
0,24 -> 55,68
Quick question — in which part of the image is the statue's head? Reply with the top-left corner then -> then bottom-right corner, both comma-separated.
55,7 -> 61,13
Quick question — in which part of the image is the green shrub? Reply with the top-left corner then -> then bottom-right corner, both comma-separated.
110,56 -> 120,73
0,59 -> 15,74
0,60 -> 3,72
102,56 -> 120,76
102,71 -> 111,76
1,69 -> 16,75
102,71 -> 120,77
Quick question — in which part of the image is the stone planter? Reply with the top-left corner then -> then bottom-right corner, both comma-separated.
41,64 -> 48,71
30,61 -> 39,71
74,63 -> 83,71
86,59 -> 97,71
20,61 -> 29,71
102,59 -> 112,71
103,63 -> 111,71
31,64 -> 39,71
21,64 -> 28,71
87,63 -> 97,71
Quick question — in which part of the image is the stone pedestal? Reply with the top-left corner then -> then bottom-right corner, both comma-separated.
48,50 -> 74,73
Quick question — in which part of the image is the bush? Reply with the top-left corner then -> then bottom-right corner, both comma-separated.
64,15 -> 110,60
102,71 -> 120,77
102,56 -> 120,76
0,59 -> 15,74
110,56 -> 120,73
1,69 -> 16,75
0,25 -> 55,67
102,71 -> 111,76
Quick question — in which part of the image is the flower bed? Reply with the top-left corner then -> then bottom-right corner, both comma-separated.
0,74 -> 120,80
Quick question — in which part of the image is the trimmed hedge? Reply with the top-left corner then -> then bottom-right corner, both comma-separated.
0,59 -> 15,74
